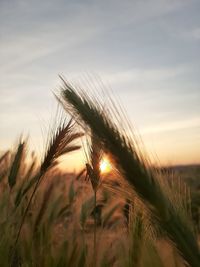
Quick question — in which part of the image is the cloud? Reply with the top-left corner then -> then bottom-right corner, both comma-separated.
0,0 -> 196,74
141,117 -> 200,134
190,27 -> 200,40
100,66 -> 188,86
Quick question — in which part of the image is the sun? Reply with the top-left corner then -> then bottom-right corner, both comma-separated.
99,157 -> 111,174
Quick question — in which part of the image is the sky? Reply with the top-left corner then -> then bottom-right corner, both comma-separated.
0,0 -> 200,170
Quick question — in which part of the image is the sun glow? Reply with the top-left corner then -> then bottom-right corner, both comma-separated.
99,157 -> 111,174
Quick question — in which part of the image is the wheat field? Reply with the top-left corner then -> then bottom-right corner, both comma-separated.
0,80 -> 199,267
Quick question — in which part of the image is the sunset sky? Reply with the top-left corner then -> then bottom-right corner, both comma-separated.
1,0 -> 200,170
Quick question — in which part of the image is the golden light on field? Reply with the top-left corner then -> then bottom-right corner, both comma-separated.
99,157 -> 112,174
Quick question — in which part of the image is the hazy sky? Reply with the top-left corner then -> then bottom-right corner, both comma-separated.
1,0 -> 200,168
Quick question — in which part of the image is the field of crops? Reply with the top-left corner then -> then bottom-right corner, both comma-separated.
0,81 -> 199,267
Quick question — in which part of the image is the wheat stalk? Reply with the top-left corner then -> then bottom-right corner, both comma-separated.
85,134 -> 102,267
12,118 -> 83,263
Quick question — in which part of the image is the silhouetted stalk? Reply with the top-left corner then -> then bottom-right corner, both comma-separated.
94,190 -> 97,267
12,172 -> 43,257
85,134 -> 102,267
11,118 -> 82,264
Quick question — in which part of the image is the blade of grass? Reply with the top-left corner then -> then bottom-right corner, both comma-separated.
8,141 -> 25,189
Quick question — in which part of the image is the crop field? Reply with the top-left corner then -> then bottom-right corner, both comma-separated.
0,81 -> 199,267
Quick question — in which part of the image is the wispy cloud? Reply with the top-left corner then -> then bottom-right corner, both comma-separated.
141,117 -> 200,134
101,66 -> 188,85
189,27 -> 200,40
